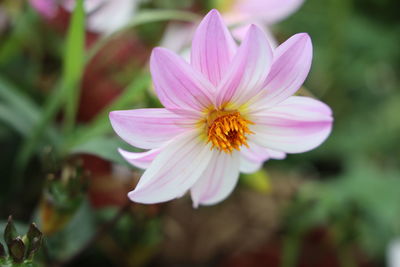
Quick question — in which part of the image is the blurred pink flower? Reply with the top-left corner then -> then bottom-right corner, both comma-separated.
162,0 -> 305,52
226,0 -> 304,25
29,0 -> 137,34
110,10 -> 333,207
30,0 -> 58,18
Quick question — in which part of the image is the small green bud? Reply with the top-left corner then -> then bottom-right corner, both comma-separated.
4,216 -> 17,247
26,223 -> 43,259
9,237 -> 25,263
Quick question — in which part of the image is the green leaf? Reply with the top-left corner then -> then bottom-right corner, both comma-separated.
88,10 -> 200,60
0,76 -> 59,141
70,137 -> 131,166
0,103 -> 32,137
0,76 -> 39,124
62,73 -> 150,154
63,0 -> 86,133
15,0 -> 85,172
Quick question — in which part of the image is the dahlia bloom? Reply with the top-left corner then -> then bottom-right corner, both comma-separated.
29,0 -> 137,34
110,10 -> 333,207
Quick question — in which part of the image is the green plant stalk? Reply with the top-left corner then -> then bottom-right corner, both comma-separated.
14,0 -> 85,179
14,84 -> 64,176
87,9 -> 201,61
62,72 -> 151,154
63,0 -> 86,134
281,229 -> 302,267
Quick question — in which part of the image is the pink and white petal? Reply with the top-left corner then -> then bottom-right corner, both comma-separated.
266,148 -> 286,160
30,0 -> 58,18
118,147 -> 161,169
128,131 -> 214,204
216,25 -> 273,108
191,151 -> 240,207
239,143 -> 286,173
233,0 -> 304,25
191,9 -> 237,86
240,156 -> 263,174
239,142 -> 269,173
249,96 -> 333,153
109,108 -> 195,150
241,141 -> 270,163
249,33 -> 313,111
150,48 -> 215,111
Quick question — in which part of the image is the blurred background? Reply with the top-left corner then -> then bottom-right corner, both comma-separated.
0,0 -> 400,266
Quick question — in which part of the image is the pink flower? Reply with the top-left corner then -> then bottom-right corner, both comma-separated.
162,0 -> 304,52
110,10 -> 333,207
30,0 -> 58,18
226,0 -> 304,25
226,0 -> 305,45
29,0 -> 137,34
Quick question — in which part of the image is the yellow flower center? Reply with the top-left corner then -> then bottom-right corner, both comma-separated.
206,110 -> 254,153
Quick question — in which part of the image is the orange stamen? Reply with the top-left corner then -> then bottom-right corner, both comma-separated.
207,110 -> 254,153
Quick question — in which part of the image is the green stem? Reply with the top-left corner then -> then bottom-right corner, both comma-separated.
87,9 -> 200,61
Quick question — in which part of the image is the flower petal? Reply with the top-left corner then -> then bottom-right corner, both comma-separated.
249,96 -> 333,153
239,142 -> 286,173
234,0 -> 304,24
118,147 -> 161,169
266,149 -> 286,160
109,108 -> 194,150
150,47 -> 215,111
240,156 -> 262,174
191,9 -> 237,86
216,25 -> 273,108
191,151 -> 240,207
249,33 -> 313,110
128,131 -> 214,204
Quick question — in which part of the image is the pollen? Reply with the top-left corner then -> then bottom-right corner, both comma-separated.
207,110 -> 254,153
